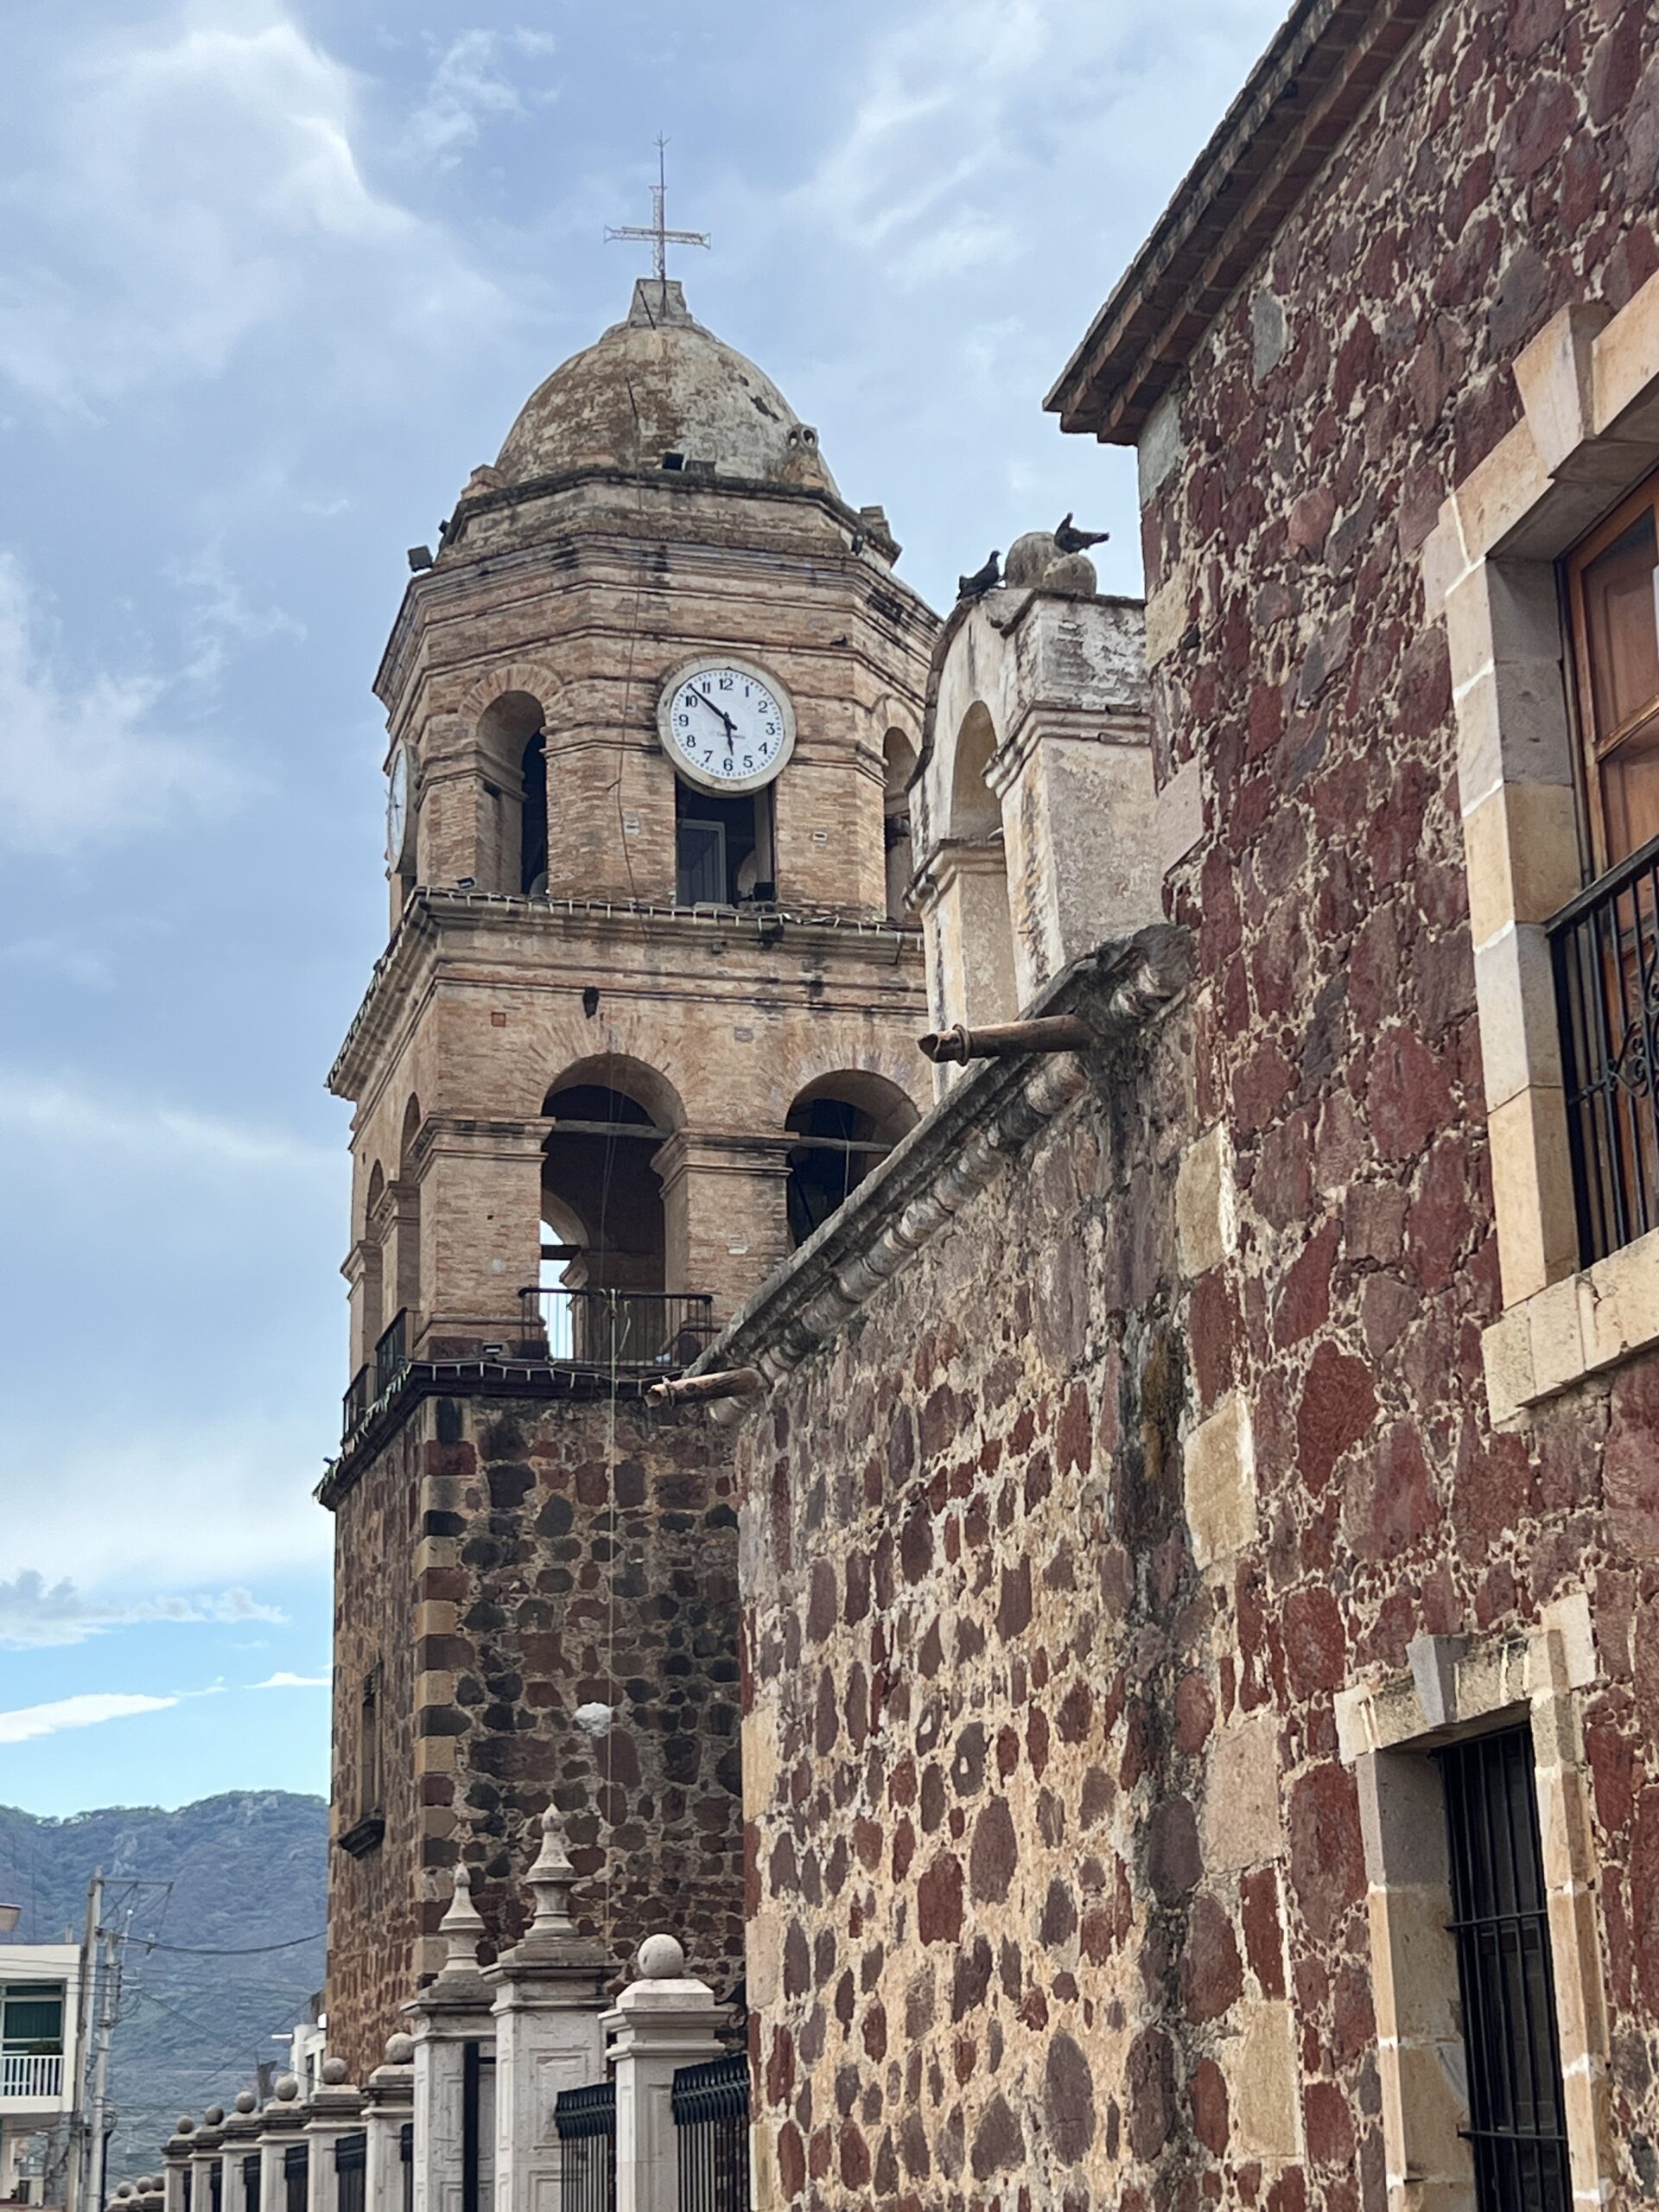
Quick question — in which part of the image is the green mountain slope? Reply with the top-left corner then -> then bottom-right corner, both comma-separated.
0,1794 -> 327,2184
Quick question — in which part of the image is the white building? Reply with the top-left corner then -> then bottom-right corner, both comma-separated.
0,1946 -> 83,2211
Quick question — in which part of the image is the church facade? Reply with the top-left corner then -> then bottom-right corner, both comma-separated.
310,0 -> 1659,2207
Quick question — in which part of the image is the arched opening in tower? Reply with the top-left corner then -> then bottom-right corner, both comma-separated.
675,779 -> 775,906
540,1078 -> 669,1293
784,1072 -> 919,1249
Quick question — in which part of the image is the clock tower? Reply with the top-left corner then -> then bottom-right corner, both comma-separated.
319,272 -> 938,2074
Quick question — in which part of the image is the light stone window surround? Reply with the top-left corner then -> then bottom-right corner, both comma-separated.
1421,278 -> 1659,1424
1336,1592 -> 1611,2212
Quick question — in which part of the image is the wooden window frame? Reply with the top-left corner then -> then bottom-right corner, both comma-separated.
1564,466 -> 1659,876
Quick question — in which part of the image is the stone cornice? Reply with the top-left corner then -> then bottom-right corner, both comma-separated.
1045,0 -> 1440,442
695,925 -> 1192,1384
327,889 -> 925,1103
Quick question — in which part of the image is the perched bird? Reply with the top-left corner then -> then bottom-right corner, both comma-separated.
958,550 -> 1002,600
1054,512 -> 1109,554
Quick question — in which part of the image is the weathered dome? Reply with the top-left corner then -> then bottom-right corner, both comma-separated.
494,279 -> 838,495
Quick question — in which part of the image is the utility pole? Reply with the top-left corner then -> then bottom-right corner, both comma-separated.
71,1872 -> 100,2212
71,1874 -> 170,2212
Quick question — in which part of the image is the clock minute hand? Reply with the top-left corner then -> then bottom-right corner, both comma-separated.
690,689 -> 735,739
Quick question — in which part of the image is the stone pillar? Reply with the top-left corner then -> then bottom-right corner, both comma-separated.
603,1937 -> 728,2212
302,2063 -> 365,2212
404,1869 -> 496,2212
257,2078 -> 308,2212
220,2095 -> 263,2212
653,1133 -> 792,1309
362,2037 -> 414,2212
162,2120 -> 196,2212
484,1811 -> 611,2212
188,2110 -> 224,2212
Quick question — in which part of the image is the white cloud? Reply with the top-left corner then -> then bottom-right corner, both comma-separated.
250,1671 -> 330,1689
0,1573 -> 284,1649
0,1693 -> 179,1745
168,543 -> 306,688
0,1070 -> 334,1175
0,552 -> 236,857
0,1 -> 506,410
405,28 -> 559,165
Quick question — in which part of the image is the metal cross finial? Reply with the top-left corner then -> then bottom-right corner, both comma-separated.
605,136 -> 710,283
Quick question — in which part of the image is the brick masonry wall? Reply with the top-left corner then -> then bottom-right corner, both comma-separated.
732,3 -> 1659,2208
328,1385 -> 745,2082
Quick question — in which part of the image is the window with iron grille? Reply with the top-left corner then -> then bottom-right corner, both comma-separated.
283,2142 -> 307,2212
334,2133 -> 366,2212
1436,1727 -> 1571,2212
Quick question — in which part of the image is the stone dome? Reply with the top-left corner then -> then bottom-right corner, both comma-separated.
493,279 -> 838,496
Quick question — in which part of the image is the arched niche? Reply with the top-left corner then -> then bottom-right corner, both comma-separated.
785,1071 -> 919,1248
539,1058 -> 683,1295
949,702 -> 1002,838
359,1161 -> 387,1350
475,689 -> 548,895
393,1098 -> 423,1320
882,728 -> 919,921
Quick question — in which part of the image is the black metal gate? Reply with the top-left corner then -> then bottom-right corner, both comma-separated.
283,2145 -> 307,2212
242,2152 -> 262,2212
209,2166 -> 223,2212
398,2123 -> 412,2212
553,2082 -> 615,2212
673,2053 -> 751,2212
461,2042 -> 494,2212
334,2133 -> 366,2212
1437,1726 -> 1571,2212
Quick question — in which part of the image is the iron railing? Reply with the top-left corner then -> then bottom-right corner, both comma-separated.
398,2124 -> 412,2212
242,2152 -> 261,2212
209,2167 -> 222,2212
334,2133 -> 365,2212
553,2081 -> 615,2212
461,2042 -> 493,2212
282,2143 -> 307,2212
518,1288 -> 716,1373
1549,831 -> 1659,1264
1436,1726 -> 1570,2212
673,2053 -> 750,2212
375,1312 -> 410,1395
0,2054 -> 63,2100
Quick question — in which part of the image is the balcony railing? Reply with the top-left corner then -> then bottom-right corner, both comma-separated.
341,1311 -> 412,1439
1549,831 -> 1659,1265
519,1288 -> 716,1373
2,2052 -> 64,2100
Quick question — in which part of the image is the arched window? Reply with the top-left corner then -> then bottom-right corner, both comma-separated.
945,702 -> 1018,1025
475,690 -> 546,895
785,1071 -> 919,1248
393,1098 -> 422,1325
360,1163 -> 386,1350
882,728 -> 918,921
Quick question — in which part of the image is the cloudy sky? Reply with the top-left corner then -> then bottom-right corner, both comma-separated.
0,0 -> 1283,1817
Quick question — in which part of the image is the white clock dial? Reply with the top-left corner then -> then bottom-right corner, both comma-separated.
658,658 -> 796,794
386,743 -> 410,867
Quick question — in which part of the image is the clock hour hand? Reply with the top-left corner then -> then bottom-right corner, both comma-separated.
690,688 -> 736,741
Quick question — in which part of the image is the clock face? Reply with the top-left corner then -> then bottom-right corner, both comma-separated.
658,658 -> 796,794
386,744 -> 410,867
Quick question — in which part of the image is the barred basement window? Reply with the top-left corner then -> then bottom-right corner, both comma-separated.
1435,1727 -> 1570,2212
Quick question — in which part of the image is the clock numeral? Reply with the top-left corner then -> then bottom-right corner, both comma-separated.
765,721 -> 779,735
721,758 -> 735,775
676,713 -> 690,728
718,673 -> 734,690
742,755 -> 753,772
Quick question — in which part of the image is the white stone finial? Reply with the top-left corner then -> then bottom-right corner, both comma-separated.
384,2032 -> 414,2066
321,2057 -> 349,2088
202,2108 -> 224,2128
524,1806 -> 577,1937
635,1932 -> 685,1980
233,2091 -> 257,2114
273,2075 -> 298,2102
441,1861 -> 486,1969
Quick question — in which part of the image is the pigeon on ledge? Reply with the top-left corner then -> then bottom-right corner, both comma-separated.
1054,512 -> 1109,554
957,550 -> 1001,599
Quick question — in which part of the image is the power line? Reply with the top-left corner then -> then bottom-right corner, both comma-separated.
139,1932 -> 325,1957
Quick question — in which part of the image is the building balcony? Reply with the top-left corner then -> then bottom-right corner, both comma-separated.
1,2052 -> 65,2104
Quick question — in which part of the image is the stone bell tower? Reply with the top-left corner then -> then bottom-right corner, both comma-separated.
319,270 -> 939,2077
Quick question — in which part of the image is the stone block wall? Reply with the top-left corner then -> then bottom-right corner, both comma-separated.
327,1384 -> 746,2082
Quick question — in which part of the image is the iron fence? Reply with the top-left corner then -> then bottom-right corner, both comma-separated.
375,1311 -> 410,1395
553,2081 -> 615,2212
334,2133 -> 365,2212
673,2052 -> 751,2212
399,2123 -> 412,2212
461,2042 -> 493,2212
209,2166 -> 222,2212
242,2152 -> 261,2212
518,1288 -> 716,1373
1549,832 -> 1659,1264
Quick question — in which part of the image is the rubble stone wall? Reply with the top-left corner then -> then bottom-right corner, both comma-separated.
733,2 -> 1659,2207
328,1387 -> 746,2082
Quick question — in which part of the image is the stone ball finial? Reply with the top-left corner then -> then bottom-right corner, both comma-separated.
175,2119 -> 194,2136
1044,550 -> 1098,597
274,2075 -> 299,2102
384,2033 -> 414,2066
115,2186 -> 133,2199
203,2108 -> 225,2127
234,2091 -> 257,2114
321,2057 -> 349,2086
636,1932 -> 685,1980
1003,531 -> 1060,588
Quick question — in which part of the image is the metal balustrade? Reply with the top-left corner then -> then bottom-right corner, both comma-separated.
1550,832 -> 1659,1263
334,2133 -> 365,2212
673,2053 -> 750,2212
518,1288 -> 716,1373
552,2082 -> 615,2212
0,2053 -> 63,2099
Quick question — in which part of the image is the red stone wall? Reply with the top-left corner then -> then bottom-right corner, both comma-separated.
733,2 -> 1659,2206
327,1385 -> 745,2081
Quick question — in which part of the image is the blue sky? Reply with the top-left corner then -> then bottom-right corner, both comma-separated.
0,0 -> 1284,1816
